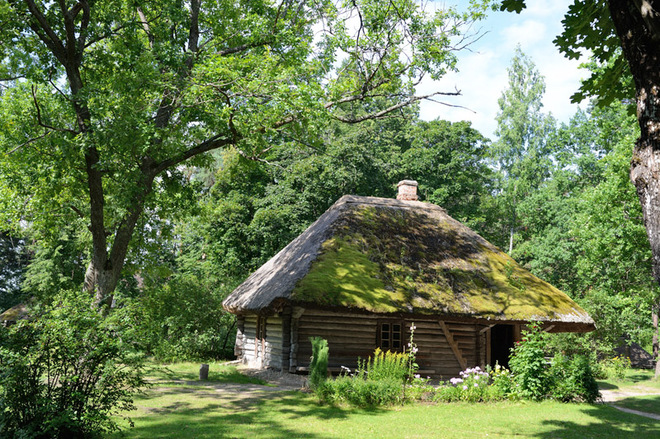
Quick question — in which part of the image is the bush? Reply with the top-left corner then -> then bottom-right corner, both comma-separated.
549,353 -> 600,403
434,366 -> 502,402
598,355 -> 631,381
321,375 -> 404,407
508,323 -> 550,400
136,275 -> 236,361
309,337 -> 329,391
0,290 -> 146,438
487,363 -> 517,400
360,348 -> 408,382
317,348 -> 407,407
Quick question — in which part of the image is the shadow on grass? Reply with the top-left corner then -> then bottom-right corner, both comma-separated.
613,394 -> 660,416
538,404 -> 660,439
144,364 -> 268,386
120,389 -> 386,439
597,381 -> 619,390
625,373 -> 655,384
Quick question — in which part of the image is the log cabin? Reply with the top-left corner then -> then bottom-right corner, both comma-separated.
222,181 -> 595,378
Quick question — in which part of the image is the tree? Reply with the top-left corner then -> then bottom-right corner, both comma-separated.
0,290 -> 145,437
501,0 -> 660,375
0,231 -> 29,312
0,0 -> 488,307
490,47 -> 556,253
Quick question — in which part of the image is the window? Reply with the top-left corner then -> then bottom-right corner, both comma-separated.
379,322 -> 403,350
255,316 -> 266,357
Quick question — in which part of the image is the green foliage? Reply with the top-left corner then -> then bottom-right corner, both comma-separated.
490,47 -> 557,252
362,348 -> 409,382
598,355 -> 632,381
501,0 -> 634,108
548,353 -> 600,403
508,323 -> 550,400
135,275 -> 237,361
435,367 -> 491,402
320,375 -> 404,407
0,290 -> 146,438
309,337 -> 329,391
487,364 -> 516,400
318,348 -> 407,407
0,0 -> 491,301
508,325 -> 600,403
0,231 -> 29,312
182,116 -> 497,297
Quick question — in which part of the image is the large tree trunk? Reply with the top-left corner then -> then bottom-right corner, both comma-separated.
608,0 -> 660,376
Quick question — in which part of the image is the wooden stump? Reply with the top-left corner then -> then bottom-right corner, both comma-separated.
199,363 -> 209,380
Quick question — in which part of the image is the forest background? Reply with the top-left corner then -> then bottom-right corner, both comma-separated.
0,0 -> 655,364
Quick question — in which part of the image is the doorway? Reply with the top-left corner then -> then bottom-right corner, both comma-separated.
490,324 -> 514,368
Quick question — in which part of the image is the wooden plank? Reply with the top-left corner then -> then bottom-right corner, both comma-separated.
486,327 -> 491,366
439,320 -> 467,370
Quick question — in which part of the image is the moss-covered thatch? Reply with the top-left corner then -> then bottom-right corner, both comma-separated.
223,195 -> 594,331
0,303 -> 29,323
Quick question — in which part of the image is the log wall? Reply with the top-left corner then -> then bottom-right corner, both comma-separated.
294,308 -> 486,379
235,308 -> 503,378
240,314 -> 284,370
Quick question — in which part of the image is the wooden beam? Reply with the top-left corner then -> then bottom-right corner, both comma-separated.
479,324 -> 495,334
542,325 -> 555,333
439,320 -> 467,370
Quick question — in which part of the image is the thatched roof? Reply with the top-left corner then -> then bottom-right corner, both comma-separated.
223,195 -> 595,331
0,303 -> 29,323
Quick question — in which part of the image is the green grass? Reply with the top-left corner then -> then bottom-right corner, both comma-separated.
598,368 -> 660,416
111,390 -> 660,438
107,365 -> 660,438
614,395 -> 660,416
597,369 -> 660,393
143,361 -> 268,386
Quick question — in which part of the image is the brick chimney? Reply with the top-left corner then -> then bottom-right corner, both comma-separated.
397,180 -> 418,201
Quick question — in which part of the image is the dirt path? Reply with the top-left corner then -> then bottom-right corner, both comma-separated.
600,387 -> 660,421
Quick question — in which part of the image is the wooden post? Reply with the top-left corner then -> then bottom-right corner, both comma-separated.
281,306 -> 292,372
289,307 -> 305,373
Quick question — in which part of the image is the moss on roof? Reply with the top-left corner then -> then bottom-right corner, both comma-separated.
223,195 -> 593,329
0,303 -> 29,322
292,204 -> 588,322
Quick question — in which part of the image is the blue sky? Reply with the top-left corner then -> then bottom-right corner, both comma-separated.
418,0 -> 587,140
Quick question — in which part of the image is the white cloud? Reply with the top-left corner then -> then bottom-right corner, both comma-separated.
417,0 -> 585,139
501,20 -> 548,49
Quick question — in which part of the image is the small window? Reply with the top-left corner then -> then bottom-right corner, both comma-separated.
379,322 -> 403,351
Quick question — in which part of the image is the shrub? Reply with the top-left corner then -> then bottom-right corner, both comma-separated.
508,323 -> 550,400
309,337 -> 329,391
0,290 -> 146,438
598,355 -> 631,381
434,366 -> 490,402
549,353 -> 600,403
321,375 -> 404,407
136,275 -> 236,361
318,348 -> 407,407
361,348 -> 408,382
487,363 -> 517,400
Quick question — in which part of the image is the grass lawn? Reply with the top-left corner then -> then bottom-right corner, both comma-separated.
143,361 -> 268,386
109,363 -> 660,439
598,368 -> 660,416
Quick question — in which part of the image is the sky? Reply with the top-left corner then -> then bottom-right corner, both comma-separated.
417,0 -> 588,140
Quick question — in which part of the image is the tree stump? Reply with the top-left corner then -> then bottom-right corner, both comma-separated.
199,363 -> 209,380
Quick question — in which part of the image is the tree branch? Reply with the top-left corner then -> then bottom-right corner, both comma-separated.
8,132 -> 52,154
331,92 -> 459,124
31,86 -> 80,135
24,0 -> 67,63
137,6 -> 154,48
